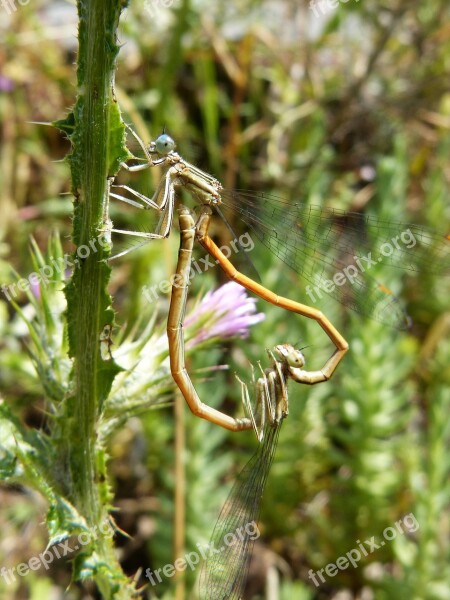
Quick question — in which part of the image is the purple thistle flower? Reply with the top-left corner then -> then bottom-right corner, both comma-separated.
185,281 -> 265,347
0,75 -> 14,93
29,278 -> 41,300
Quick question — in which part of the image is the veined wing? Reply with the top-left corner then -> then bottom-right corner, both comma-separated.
199,424 -> 281,600
221,191 -> 450,329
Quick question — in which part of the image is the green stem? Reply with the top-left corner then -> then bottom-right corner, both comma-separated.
59,0 -> 131,596
67,0 -> 116,516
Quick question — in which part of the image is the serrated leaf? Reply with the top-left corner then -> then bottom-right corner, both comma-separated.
108,101 -> 132,174
53,112 -> 76,137
46,497 -> 90,546
0,446 -> 18,479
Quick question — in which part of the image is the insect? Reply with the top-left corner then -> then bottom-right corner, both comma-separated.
198,341 -> 324,599
99,324 -> 114,361
110,125 -> 450,330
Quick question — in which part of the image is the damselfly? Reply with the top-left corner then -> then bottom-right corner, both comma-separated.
198,341 -> 322,599
110,125 -> 450,330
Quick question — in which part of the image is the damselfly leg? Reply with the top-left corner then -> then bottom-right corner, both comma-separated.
109,124 -> 222,255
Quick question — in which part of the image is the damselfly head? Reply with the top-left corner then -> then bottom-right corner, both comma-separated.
274,343 -> 305,369
153,133 -> 176,155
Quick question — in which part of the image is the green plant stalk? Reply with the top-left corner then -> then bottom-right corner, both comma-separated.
66,0 -> 115,512
59,0 -> 130,595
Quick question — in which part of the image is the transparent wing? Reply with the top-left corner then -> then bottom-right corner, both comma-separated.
198,424 -> 281,600
221,191 -> 450,329
214,204 -> 262,283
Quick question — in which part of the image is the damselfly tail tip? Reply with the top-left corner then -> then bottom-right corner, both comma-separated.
403,313 -> 414,331
391,309 -> 413,331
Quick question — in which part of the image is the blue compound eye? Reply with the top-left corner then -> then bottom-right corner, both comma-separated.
154,133 -> 176,155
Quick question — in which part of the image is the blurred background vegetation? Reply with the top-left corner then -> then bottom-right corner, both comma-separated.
1,0 -> 449,599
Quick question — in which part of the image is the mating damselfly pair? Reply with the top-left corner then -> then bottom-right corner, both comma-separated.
160,204 -> 342,600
